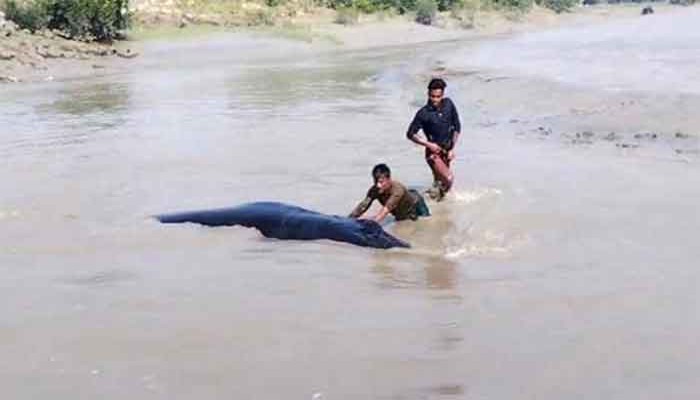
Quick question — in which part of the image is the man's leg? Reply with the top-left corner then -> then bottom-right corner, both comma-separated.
424,149 -> 440,199
427,152 -> 453,195
409,189 -> 431,218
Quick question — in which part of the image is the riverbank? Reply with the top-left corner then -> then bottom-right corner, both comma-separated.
0,5 -> 677,82
0,11 -> 138,83
294,3 -> 675,50
0,3 -> 687,83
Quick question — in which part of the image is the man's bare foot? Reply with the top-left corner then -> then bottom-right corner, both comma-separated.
425,181 -> 449,201
435,181 -> 450,202
425,180 -> 441,200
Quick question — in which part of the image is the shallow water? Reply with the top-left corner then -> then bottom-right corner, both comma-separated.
458,6 -> 700,94
2,15 -> 700,399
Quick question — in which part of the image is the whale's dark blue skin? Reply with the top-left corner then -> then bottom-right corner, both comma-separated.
156,202 -> 411,249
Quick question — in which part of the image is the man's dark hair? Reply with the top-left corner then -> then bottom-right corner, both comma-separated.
428,78 -> 447,91
372,163 -> 391,181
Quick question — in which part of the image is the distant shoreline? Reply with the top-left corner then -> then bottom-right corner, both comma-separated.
1,3 -> 691,84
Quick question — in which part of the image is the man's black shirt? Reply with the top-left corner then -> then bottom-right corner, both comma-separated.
406,98 -> 461,149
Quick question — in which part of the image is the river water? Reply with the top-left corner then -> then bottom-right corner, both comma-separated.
2,9 -> 699,399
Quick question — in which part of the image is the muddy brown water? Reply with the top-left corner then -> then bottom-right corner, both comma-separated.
2,11 -> 699,399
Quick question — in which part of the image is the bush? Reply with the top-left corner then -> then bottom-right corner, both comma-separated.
536,0 -> 576,12
324,0 -> 471,15
1,0 -> 129,41
415,0 -> 437,24
450,0 -> 478,28
489,0 -> 533,12
328,0 -> 353,8
243,7 -> 274,26
393,0 -> 416,13
447,0 -> 465,9
334,6 -> 359,24
3,0 -> 48,32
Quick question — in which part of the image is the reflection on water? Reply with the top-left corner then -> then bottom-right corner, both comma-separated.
373,206 -> 460,291
229,63 -> 377,115
42,82 -> 130,117
33,81 -> 131,145
372,251 -> 459,291
0,81 -> 131,159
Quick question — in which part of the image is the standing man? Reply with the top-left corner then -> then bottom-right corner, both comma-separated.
406,78 -> 461,201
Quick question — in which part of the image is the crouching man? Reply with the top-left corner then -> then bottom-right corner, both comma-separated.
349,164 -> 430,223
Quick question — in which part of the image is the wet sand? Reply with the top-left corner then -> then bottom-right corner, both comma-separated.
2,4 -> 700,400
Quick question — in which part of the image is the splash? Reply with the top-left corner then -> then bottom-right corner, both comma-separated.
452,187 -> 502,204
444,230 -> 530,260
445,244 -> 512,259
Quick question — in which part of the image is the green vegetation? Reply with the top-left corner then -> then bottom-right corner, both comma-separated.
257,22 -> 343,43
3,1 -> 39,30
127,23 -> 224,41
334,6 -> 359,24
414,0 -> 437,25
535,0 -> 576,13
487,0 -> 533,13
325,0 -> 549,25
328,0 -> 455,14
1,0 -> 130,41
1,0 -> 580,40
450,0 -> 477,28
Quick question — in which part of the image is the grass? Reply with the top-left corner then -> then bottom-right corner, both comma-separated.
126,20 -> 343,46
126,24 -> 227,41
252,23 -> 343,44
175,0 -> 242,15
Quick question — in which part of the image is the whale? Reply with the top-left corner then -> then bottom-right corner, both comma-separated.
156,201 -> 410,249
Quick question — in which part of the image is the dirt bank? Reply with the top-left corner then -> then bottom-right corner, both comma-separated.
0,11 -> 138,83
1,3 -> 684,83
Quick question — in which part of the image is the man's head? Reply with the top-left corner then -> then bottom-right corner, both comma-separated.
427,78 -> 446,108
371,163 -> 392,193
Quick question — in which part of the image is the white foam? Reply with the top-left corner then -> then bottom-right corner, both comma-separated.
445,245 -> 511,259
452,188 -> 502,204
0,210 -> 21,220
444,231 -> 530,259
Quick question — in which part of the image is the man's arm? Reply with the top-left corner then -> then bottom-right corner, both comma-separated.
368,187 -> 402,223
448,131 -> 460,161
450,98 -> 462,140
448,99 -> 462,160
349,196 -> 373,219
410,133 -> 442,154
407,111 -> 442,153
371,206 -> 391,223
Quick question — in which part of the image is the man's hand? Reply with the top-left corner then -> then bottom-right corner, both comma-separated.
447,150 -> 455,161
426,142 -> 442,154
